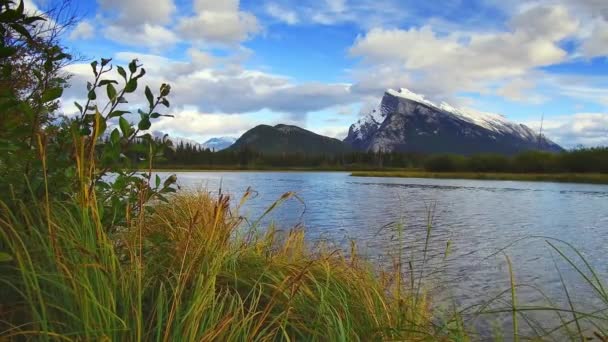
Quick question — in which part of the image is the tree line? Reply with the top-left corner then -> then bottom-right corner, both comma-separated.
154,141 -> 608,173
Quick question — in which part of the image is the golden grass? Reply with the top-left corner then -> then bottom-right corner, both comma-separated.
0,192 -> 466,341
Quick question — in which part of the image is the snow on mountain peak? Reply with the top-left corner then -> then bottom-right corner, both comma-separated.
386,88 -> 436,108
385,88 -> 535,138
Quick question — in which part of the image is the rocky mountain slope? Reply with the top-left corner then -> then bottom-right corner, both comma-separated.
344,88 -> 563,155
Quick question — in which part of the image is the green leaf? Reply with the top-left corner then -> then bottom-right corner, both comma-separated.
150,112 -> 160,119
101,58 -> 112,66
80,126 -> 91,135
91,61 -> 98,76
99,79 -> 118,86
87,89 -> 96,100
0,46 -> 16,58
17,0 -> 24,14
110,128 -> 120,145
160,84 -> 171,97
0,252 -> 12,263
160,98 -> 170,108
145,86 -> 154,108
163,174 -> 177,188
23,16 -> 45,25
41,87 -> 63,103
117,66 -> 127,80
135,68 -> 146,79
124,79 -> 137,93
129,59 -> 137,73
155,175 -> 161,188
106,83 -> 117,102
74,101 -> 83,113
108,110 -> 130,118
138,118 -> 151,131
0,9 -> 20,22
10,23 -> 32,40
119,117 -> 131,137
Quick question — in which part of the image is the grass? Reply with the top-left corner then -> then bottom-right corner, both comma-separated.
1,190 -> 608,340
351,171 -> 608,185
0,191 -> 470,341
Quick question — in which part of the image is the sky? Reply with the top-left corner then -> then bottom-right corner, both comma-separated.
25,0 -> 608,147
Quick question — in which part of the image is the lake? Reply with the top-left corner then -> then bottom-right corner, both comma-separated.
159,171 -> 608,331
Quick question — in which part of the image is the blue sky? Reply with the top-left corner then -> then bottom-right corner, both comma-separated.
28,0 -> 608,147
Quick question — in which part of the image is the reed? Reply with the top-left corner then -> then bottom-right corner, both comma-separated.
0,190 -> 472,340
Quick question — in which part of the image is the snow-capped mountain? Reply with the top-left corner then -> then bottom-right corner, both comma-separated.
150,131 -> 203,149
201,137 -> 237,151
344,88 -> 563,154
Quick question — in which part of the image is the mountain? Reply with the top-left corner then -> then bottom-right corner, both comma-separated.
150,131 -> 202,149
345,88 -> 563,155
228,124 -> 350,154
201,137 -> 236,151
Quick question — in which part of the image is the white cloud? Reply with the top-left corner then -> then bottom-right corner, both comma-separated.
266,3 -> 299,25
349,5 -> 578,100
580,19 -> 608,58
525,113 -> 608,147
104,24 -> 179,50
63,51 -> 359,122
98,0 -> 176,25
318,126 -> 349,139
496,77 -> 547,104
69,21 -> 94,40
178,0 -> 260,45
153,109 -> 259,140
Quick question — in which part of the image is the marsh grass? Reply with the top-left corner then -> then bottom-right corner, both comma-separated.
0,188 -> 477,341
351,171 -> 608,185
0,140 -> 606,340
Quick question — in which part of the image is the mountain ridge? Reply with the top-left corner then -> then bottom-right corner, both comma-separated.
344,88 -> 563,155
227,124 -> 350,154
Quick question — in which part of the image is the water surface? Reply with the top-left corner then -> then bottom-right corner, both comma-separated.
160,171 -> 608,330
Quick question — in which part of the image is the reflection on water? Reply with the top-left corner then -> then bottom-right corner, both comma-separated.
159,171 -> 608,331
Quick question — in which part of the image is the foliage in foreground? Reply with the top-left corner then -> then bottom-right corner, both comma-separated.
0,192 -> 470,341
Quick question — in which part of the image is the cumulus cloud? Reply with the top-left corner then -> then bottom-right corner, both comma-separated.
266,3 -> 299,25
69,21 -> 94,40
153,109 -> 260,140
580,19 -> 608,58
526,113 -> 608,147
178,0 -> 260,45
318,126 -> 349,139
98,0 -> 176,25
349,5 -> 578,100
496,77 -> 547,104
104,24 -> 179,49
61,50 -> 360,137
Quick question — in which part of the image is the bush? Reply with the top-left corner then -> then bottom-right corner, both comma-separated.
466,154 -> 510,172
424,154 -> 467,172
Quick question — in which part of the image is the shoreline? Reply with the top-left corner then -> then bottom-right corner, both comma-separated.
147,168 -> 608,185
350,171 -> 608,184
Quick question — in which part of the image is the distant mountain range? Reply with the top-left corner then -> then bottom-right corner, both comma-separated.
152,88 -> 563,156
344,88 -> 562,155
227,124 -> 350,154
149,131 -> 236,151
201,137 -> 237,151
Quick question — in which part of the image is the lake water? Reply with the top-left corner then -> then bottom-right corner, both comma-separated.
159,171 -> 608,333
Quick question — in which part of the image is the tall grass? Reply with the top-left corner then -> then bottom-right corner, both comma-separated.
0,190 -> 473,340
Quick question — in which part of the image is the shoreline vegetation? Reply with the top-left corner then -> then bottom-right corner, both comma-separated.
1,6 -> 607,339
148,166 -> 608,185
351,171 -> 608,184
